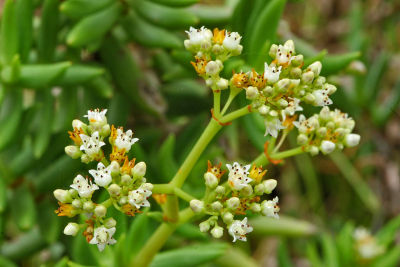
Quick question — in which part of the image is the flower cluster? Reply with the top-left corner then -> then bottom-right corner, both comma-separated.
353,227 -> 384,261
184,27 -> 243,91
55,109 -> 153,251
294,106 -> 360,155
190,161 -> 279,242
241,41 -> 338,137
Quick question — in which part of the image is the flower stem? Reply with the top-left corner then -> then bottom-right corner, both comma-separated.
273,131 -> 288,153
152,184 -> 174,194
220,105 -> 251,123
221,88 -> 240,115
174,187 -> 195,202
252,146 -> 304,166
170,119 -> 222,188
213,90 -> 221,117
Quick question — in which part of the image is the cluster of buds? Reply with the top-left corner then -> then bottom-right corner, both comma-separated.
190,161 -> 279,242
353,227 -> 384,262
184,27 -> 243,91
294,106 -> 360,155
55,109 -> 153,251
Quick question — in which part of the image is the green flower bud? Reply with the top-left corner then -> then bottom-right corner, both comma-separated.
54,189 -> 72,203
110,161 -> 120,175
119,196 -> 127,205
94,205 -> 107,218
199,221 -> 210,232
254,184 -> 265,195
215,185 -> 225,195
308,145 -> 319,156
65,145 -> 82,159
246,86 -> 259,100
263,179 -> 277,194
132,162 -> 146,180
263,86 -> 273,95
211,226 -> 224,238
304,93 -> 315,103
317,127 -> 327,137
240,184 -> 253,197
108,184 -> 121,197
72,199 -> 82,209
104,218 -> 117,228
72,119 -> 87,131
204,172 -> 218,188
314,76 -> 326,87
269,44 -> 278,58
301,71 -> 314,84
307,61 -> 322,76
190,199 -> 204,213
297,134 -> 308,145
81,154 -> 91,164
291,55 -> 304,67
290,67 -> 302,78
211,201 -> 223,212
64,223 -> 79,236
320,140 -> 335,154
345,134 -> 360,147
250,203 -> 261,213
278,98 -> 288,108
258,105 -> 270,115
226,197 -> 240,210
83,201 -> 95,212
217,78 -> 228,90
222,212 -> 234,224
69,189 -> 78,198
101,124 -> 111,137
121,174 -> 132,185
276,78 -> 290,92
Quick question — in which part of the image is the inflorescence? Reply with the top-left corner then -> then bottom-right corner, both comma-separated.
55,109 -> 152,251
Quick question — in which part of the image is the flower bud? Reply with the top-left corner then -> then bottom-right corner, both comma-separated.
205,78 -> 213,87
72,199 -> 82,209
94,205 -> 107,218
301,71 -> 314,84
212,44 -> 223,54
263,86 -> 273,95
222,212 -> 234,224
141,183 -> 154,191
132,162 -> 146,179
65,145 -> 82,159
204,172 -> 218,188
110,161 -> 120,175
269,44 -> 278,58
309,145 -> 319,156
246,86 -> 259,100
250,203 -> 261,213
119,196 -> 127,205
320,140 -> 335,154
101,124 -> 111,137
211,201 -> 223,212
317,127 -> 327,137
290,67 -> 302,78
226,197 -> 240,210
190,199 -> 204,213
304,93 -> 315,103
326,121 -> 335,129
291,55 -> 304,67
278,98 -> 288,108
258,105 -> 270,115
254,184 -> 265,195
334,128 -> 346,138
217,78 -> 228,90
240,184 -> 253,197
104,218 -> 117,228
69,189 -> 78,198
276,78 -> 290,92
297,134 -> 308,145
81,154 -> 91,164
121,174 -> 132,185
64,223 -> 79,236
205,61 -> 220,76
72,119 -> 86,130
215,185 -> 225,195
269,110 -> 278,117
83,201 -> 95,212
108,184 -> 121,196
263,179 -> 277,194
307,61 -> 322,76
325,84 -> 337,94
54,189 -> 72,203
345,134 -> 360,147
199,221 -> 210,232
211,226 -> 224,238
314,76 -> 326,87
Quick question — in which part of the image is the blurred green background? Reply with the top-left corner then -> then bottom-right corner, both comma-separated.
0,0 -> 399,266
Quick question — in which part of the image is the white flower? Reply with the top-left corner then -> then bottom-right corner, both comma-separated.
128,187 -> 152,209
70,175 -> 99,198
353,227 -> 384,260
89,226 -> 117,251
276,45 -> 292,65
264,118 -> 285,138
264,63 -> 282,83
345,134 -> 360,147
282,97 -> 303,120
84,109 -> 107,126
261,197 -> 280,219
307,61 -> 322,76
185,26 -> 212,47
313,89 -> 333,106
320,140 -> 336,154
228,217 -> 253,242
223,32 -> 242,51
79,131 -> 105,157
226,162 -> 252,190
89,162 -> 113,187
115,128 -> 139,152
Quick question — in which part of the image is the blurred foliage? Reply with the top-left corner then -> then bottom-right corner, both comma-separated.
0,0 -> 399,266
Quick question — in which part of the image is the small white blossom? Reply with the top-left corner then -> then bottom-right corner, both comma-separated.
261,197 -> 280,219
264,118 -> 285,138
320,140 -> 335,154
64,223 -> 79,236
211,226 -> 224,238
79,131 -> 105,157
282,97 -> 303,120
345,133 -> 360,147
70,175 -> 99,198
222,32 -> 242,51
307,61 -> 322,76
128,187 -> 152,209
264,63 -> 282,83
353,227 -> 384,260
226,162 -> 252,190
84,109 -> 107,126
89,226 -> 117,251
276,41 -> 294,65
89,162 -> 113,187
115,128 -> 139,152
228,217 -> 253,242
185,26 -> 212,48
313,89 -> 333,106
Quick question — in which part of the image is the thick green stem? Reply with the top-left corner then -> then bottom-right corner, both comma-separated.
174,187 -> 195,202
170,119 -> 221,188
213,90 -> 221,117
152,183 -> 174,194
220,105 -> 251,123
221,87 -> 240,115
252,146 -> 304,166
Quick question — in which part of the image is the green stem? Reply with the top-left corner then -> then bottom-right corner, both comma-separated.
273,131 -> 288,153
170,119 -> 222,188
174,187 -> 195,202
152,184 -> 173,194
101,156 -> 109,166
213,90 -> 221,117
220,105 -> 251,123
221,87 -> 240,115
252,146 -> 304,166
100,198 -> 113,208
